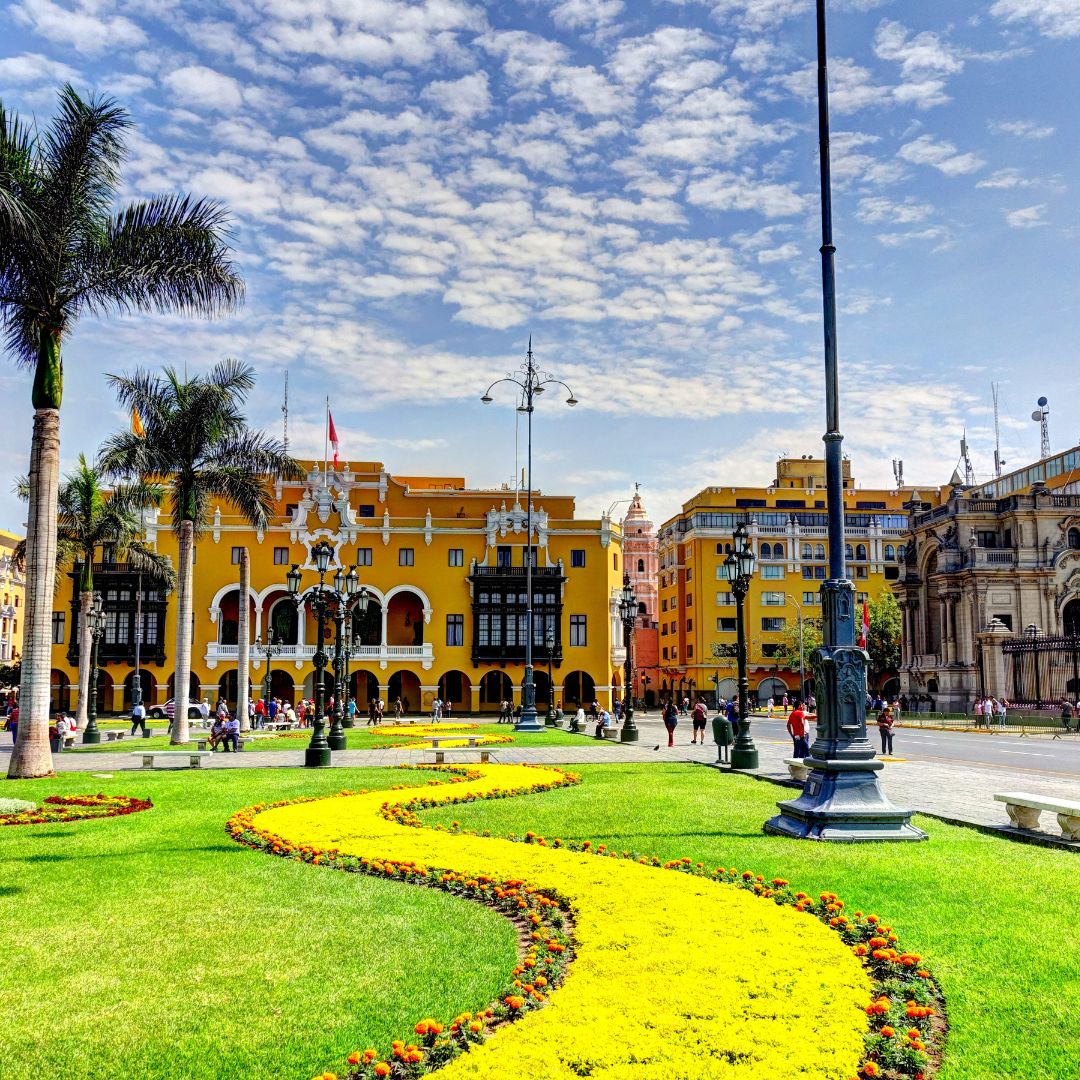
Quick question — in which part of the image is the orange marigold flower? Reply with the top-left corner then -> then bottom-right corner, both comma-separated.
347,1052 -> 362,1065
862,1064 -> 880,1077
867,914 -> 880,924
374,1064 -> 391,1077
881,1026 -> 895,1038
415,1021 -> 429,1035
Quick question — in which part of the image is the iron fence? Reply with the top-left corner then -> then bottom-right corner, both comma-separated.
1002,633 -> 1080,708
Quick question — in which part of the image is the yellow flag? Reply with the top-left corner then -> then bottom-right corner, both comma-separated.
132,407 -> 145,436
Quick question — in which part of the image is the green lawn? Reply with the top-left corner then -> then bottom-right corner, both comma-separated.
5,761 -> 1074,1080
64,724 -> 616,753
421,763 -> 1080,1080
0,768 -> 516,1080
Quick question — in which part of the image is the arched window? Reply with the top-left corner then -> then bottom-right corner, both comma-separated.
1069,528 -> 1080,550
897,543 -> 906,562
845,543 -> 854,559
715,543 -> 724,555
637,558 -> 645,572
884,544 -> 895,561
815,543 -> 825,559
801,543 -> 812,559
637,602 -> 647,615
856,543 -> 867,561
760,542 -> 771,558
773,543 -> 785,559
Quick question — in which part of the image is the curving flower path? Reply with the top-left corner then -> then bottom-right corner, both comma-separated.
253,764 -> 870,1079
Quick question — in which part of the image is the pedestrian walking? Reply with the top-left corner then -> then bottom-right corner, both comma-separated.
395,696 -> 403,720
691,698 -> 708,744
663,700 -> 678,747
367,698 -> 377,726
786,702 -> 810,759
877,706 -> 895,755
767,696 -> 775,718
130,699 -> 147,736
6,702 -> 17,744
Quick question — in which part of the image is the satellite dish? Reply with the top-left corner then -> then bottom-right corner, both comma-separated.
1032,410 -> 1045,422
1038,396 -> 1048,407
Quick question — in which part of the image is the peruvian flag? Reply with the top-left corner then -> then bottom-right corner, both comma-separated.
860,598 -> 870,649
328,411 -> 340,467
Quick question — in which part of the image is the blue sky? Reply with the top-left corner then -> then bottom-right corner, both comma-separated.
1,0 -> 1078,531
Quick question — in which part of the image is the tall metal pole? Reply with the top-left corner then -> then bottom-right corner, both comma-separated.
516,340 -> 542,732
327,601 -> 347,750
765,0 -> 924,841
132,573 -> 142,708
306,579 -> 331,767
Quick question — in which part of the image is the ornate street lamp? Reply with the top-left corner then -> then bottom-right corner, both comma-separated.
719,524 -> 756,767
765,0 -> 924,842
82,590 -> 105,744
255,631 -> 282,717
544,625 -> 557,726
617,573 -> 639,743
481,337 -> 577,733
341,577 -> 366,728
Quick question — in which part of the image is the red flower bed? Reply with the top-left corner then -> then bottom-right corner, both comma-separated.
0,793 -> 152,826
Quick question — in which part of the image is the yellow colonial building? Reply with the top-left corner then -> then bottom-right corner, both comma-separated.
0,528 -> 25,667
657,455 -> 935,704
48,462 -> 626,716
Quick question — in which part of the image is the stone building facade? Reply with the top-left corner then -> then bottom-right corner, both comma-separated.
894,445 -> 1080,711
621,489 -> 659,705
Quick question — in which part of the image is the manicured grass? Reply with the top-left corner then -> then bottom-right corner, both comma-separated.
421,763 -> 1080,1080
0,768 -> 517,1080
65,724 -> 612,753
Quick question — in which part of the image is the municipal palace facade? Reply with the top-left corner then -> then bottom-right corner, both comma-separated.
47,462 -> 626,716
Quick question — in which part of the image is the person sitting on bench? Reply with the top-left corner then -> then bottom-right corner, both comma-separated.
209,715 -> 226,750
222,714 -> 240,752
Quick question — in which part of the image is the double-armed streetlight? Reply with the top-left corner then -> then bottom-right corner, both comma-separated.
254,630 -> 282,718
718,522 -> 758,768
341,588 -> 370,727
543,625 -> 557,726
481,337 -> 577,733
616,573 -> 639,743
330,575 -> 367,740
82,590 -> 105,744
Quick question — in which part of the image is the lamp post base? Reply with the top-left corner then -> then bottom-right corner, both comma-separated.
305,746 -> 332,768
544,711 -> 557,727
765,761 -> 927,842
620,723 -> 639,743
327,733 -> 347,750
342,718 -> 354,728
514,707 -> 545,733
729,722 -> 758,769
82,729 -> 101,744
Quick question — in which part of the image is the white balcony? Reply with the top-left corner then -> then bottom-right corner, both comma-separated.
611,646 -> 627,665
204,642 -> 434,670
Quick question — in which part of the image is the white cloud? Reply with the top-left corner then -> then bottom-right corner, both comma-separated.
10,0 -> 146,55
988,119 -> 1055,138
685,172 -> 806,217
873,21 -> 964,79
420,71 -> 492,120
976,168 -> 1037,189
162,66 -> 245,113
855,196 -> 934,224
991,0 -> 1080,39
543,0 -> 625,34
608,27 -> 718,88
0,52 -> 80,84
1004,204 -> 1047,228
897,135 -> 985,176
875,226 -> 950,248
774,57 -> 891,114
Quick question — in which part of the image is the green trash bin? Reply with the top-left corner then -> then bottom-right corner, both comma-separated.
712,715 -> 732,764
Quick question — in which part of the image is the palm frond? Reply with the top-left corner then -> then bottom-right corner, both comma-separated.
11,474 -> 28,501
123,541 -> 176,590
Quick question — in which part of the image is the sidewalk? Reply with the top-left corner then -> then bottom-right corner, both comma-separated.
13,719 -> 1080,845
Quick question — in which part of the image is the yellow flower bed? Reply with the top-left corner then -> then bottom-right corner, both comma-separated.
365,723 -> 513,750
253,764 -> 870,1079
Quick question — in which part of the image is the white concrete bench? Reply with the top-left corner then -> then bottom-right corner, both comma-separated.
994,792 -> 1080,841
419,734 -> 484,749
196,738 -> 251,752
423,745 -> 495,764
105,731 -> 128,742
783,757 -> 812,782
130,750 -> 213,769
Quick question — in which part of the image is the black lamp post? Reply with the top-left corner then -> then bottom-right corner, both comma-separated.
720,523 -> 757,768
617,573 -> 639,743
544,625 -> 557,726
289,543 -> 336,767
765,0 -> 924,842
341,573 -> 364,727
255,631 -> 282,717
82,590 -> 105,744
481,337 -> 577,733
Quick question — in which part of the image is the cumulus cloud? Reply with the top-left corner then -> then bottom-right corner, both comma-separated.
990,0 -> 1080,39
0,51 -> 80,84
855,196 -> 934,224
10,0 -> 145,54
897,135 -> 985,176
420,71 -> 492,119
988,119 -> 1055,138
162,65 -> 245,113
685,172 -> 806,217
1004,204 -> 1047,228
976,168 -> 1037,189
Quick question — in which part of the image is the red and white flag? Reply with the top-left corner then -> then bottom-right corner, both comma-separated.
860,598 -> 870,649
328,411 -> 340,467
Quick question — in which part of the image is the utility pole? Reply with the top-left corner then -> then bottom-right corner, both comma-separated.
993,382 -> 1004,478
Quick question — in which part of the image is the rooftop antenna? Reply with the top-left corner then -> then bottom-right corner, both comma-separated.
992,382 -> 1005,477
892,458 -> 904,488
1032,396 -> 1050,459
281,370 -> 289,452
960,431 -> 976,486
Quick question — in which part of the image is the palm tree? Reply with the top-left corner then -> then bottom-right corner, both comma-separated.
99,360 -> 303,744
1,87 -> 243,779
55,456 -> 175,730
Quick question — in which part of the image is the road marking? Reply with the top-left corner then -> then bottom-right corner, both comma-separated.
999,750 -> 1054,758
896,751 -> 1080,778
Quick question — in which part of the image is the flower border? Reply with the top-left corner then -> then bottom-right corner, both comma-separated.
226,765 -> 945,1080
0,793 -> 152,826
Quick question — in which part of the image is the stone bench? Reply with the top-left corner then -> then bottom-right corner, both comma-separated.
783,757 -> 812,782
196,738 -> 250,752
420,735 -> 484,748
994,792 -> 1080,841
130,750 -> 213,769
105,731 -> 128,742
423,746 -> 494,764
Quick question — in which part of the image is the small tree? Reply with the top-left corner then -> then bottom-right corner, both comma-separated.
867,590 -> 902,689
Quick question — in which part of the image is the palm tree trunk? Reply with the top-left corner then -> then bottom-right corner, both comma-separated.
171,518 -> 193,745
8,408 -> 61,779
75,589 -> 92,731
237,547 -> 250,733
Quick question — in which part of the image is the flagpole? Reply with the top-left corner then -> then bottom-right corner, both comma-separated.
324,396 -> 330,487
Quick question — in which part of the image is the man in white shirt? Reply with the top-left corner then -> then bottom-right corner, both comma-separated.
223,714 -> 240,752
130,700 -> 147,736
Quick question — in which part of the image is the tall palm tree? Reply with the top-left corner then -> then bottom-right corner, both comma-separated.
1,87 -> 243,779
55,456 -> 175,730
99,360 -> 303,744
